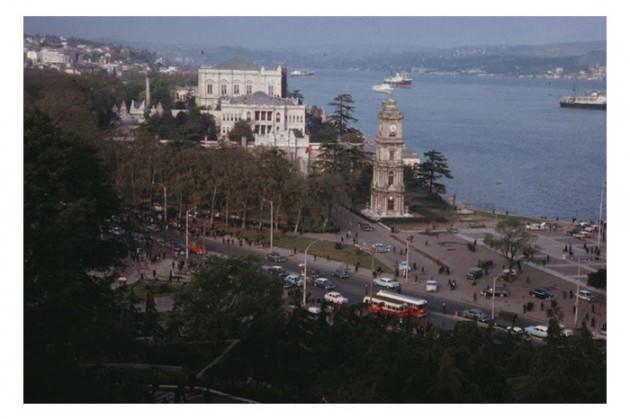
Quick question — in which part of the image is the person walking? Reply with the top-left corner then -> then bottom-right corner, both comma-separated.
441,302 -> 446,314
473,292 -> 477,302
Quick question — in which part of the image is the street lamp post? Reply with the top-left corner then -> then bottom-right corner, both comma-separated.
491,275 -> 498,321
303,239 -> 322,307
185,207 -> 195,262
405,236 -> 411,283
574,257 -> 582,328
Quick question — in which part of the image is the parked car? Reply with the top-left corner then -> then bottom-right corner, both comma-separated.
480,286 -> 510,297
324,291 -> 349,305
446,225 -> 459,233
266,265 -> 287,277
497,269 -> 517,281
314,277 -> 335,290
266,252 -> 287,263
425,279 -> 439,292
573,231 -> 593,239
529,288 -> 554,300
188,243 -> 206,255
372,243 -> 392,253
284,273 -> 303,287
462,308 -> 490,323
333,267 -> 350,279
359,222 -> 374,232
577,289 -> 595,302
466,267 -> 484,280
525,325 -> 548,339
373,276 -> 401,289
307,305 -> 322,315
526,222 -> 548,231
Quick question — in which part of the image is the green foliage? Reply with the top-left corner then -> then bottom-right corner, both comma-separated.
24,109 -> 136,402
144,107 -> 217,141
484,217 -> 533,271
168,256 -> 284,341
417,149 -> 453,195
207,309 -> 605,402
228,120 -> 255,143
587,269 -> 606,289
328,93 -> 358,138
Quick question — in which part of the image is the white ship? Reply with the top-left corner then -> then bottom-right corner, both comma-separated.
290,69 -> 314,77
372,83 -> 394,93
384,72 -> 412,86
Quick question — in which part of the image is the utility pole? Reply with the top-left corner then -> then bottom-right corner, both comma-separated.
405,236 -> 410,283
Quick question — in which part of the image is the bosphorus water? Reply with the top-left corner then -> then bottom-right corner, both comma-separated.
292,70 -> 606,221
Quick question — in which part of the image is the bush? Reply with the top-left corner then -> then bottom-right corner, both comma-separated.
587,269 -> 606,289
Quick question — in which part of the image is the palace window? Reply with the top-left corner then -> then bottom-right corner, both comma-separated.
221,84 -> 227,95
276,112 -> 281,123
389,150 -> 395,160
267,111 -> 272,120
268,85 -> 274,96
255,111 -> 260,121
246,84 -> 252,94
388,172 -> 394,186
233,85 -> 240,95
387,197 -> 395,211
247,112 -> 251,121
207,84 -> 213,94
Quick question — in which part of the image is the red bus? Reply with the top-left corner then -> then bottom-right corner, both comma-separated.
363,294 -> 409,318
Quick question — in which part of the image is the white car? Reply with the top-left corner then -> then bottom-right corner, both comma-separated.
372,243 -> 392,253
426,279 -> 438,292
398,261 -> 410,272
284,274 -> 303,287
324,291 -> 349,305
525,325 -> 548,339
577,290 -> 595,302
373,276 -> 401,289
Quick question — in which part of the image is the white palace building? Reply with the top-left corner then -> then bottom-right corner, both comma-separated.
198,57 -> 314,173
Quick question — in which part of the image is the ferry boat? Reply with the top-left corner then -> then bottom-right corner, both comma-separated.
372,83 -> 394,94
384,72 -> 412,86
290,69 -> 314,77
559,91 -> 606,110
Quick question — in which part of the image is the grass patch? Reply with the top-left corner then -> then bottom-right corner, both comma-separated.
274,235 -> 392,273
130,279 -> 186,301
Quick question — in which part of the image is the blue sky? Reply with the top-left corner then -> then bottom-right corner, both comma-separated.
24,17 -> 605,50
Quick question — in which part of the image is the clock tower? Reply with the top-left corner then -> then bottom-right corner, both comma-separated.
369,98 -> 406,217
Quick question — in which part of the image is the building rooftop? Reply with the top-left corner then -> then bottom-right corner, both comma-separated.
212,57 -> 261,71
225,92 -> 300,106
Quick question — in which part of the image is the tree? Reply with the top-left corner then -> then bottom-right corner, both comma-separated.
228,120 -> 254,143
168,257 -> 283,341
484,218 -> 533,272
24,109 -> 135,401
418,149 -> 453,195
328,94 -> 357,138
587,269 -> 606,289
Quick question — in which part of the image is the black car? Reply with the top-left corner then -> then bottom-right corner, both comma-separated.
529,288 -> 554,300
462,308 -> 491,323
266,252 -> 287,263
480,286 -> 510,298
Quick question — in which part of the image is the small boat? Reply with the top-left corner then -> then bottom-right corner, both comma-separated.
384,72 -> 412,86
372,83 -> 394,93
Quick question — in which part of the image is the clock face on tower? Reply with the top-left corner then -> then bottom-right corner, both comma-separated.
389,123 -> 398,136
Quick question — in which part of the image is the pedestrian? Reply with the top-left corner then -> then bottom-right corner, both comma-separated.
421,266 -> 425,274
140,272 -> 144,281
591,304 -> 595,314
573,305 -> 576,314
168,270 -> 173,281
546,255 -> 550,263
474,293 -> 477,302
591,317 -> 596,328
314,254 -> 317,261
414,274 -> 418,282
442,302 -> 446,314
540,301 -> 544,311
569,290 -> 573,299
152,269 -> 156,279
413,262 -> 417,271
425,241 -> 428,247
523,303 -> 527,313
